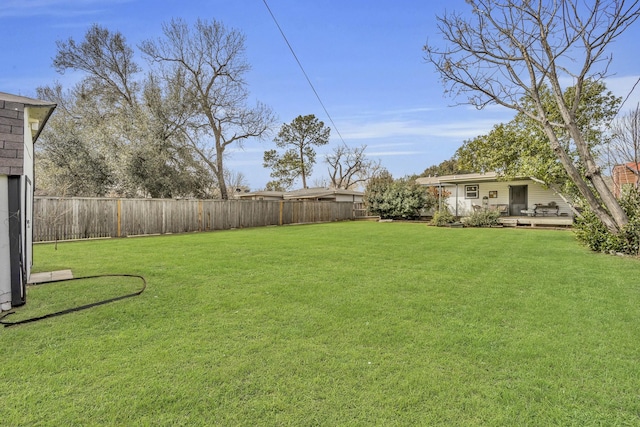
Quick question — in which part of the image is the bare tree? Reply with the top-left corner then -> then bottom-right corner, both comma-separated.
608,104 -> 640,169
325,144 -> 382,190
225,170 -> 250,195
49,25 -> 141,195
424,0 -> 640,233
140,18 -> 276,199
53,24 -> 140,109
42,25 -> 212,198
311,177 -> 330,188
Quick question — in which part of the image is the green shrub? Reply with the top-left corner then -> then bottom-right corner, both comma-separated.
462,209 -> 502,227
574,187 -> 640,255
431,209 -> 456,226
364,173 -> 432,219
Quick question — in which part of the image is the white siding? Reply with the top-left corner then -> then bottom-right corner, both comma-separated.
427,179 -> 572,217
460,181 -> 513,214
23,110 -> 36,284
526,181 -> 571,216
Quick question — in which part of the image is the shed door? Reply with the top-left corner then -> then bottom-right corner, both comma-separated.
509,185 -> 528,216
24,176 -> 33,285
8,176 -> 25,306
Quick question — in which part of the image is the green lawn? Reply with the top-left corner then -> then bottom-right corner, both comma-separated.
2,222 -> 640,425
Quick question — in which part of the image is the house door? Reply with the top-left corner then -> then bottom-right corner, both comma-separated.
509,185 -> 528,216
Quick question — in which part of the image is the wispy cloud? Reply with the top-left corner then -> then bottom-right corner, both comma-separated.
338,106 -> 441,121
225,146 -> 265,155
226,158 -> 263,167
367,150 -> 425,157
1,0 -> 133,18
337,116 -> 503,142
365,141 -> 417,149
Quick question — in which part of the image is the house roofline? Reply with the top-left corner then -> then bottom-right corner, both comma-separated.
415,172 -> 546,186
416,172 -> 502,185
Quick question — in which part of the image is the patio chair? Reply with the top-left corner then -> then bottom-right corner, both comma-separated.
495,204 -> 509,216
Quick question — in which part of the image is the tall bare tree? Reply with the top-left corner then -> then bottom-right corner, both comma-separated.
48,24 -> 141,195
325,144 -> 381,190
41,25 -> 213,198
424,0 -> 640,233
53,24 -> 140,109
140,18 -> 276,199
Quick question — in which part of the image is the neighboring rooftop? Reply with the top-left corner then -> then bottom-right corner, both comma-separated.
237,187 -> 363,201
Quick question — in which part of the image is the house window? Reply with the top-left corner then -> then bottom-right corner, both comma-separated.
465,185 -> 479,199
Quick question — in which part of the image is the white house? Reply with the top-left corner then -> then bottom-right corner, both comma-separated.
0,92 -> 56,311
416,172 -> 574,218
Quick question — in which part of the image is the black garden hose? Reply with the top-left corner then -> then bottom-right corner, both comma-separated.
0,274 -> 146,327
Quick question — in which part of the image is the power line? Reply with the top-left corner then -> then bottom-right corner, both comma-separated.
602,76 -> 640,135
616,76 -> 640,116
261,0 -> 347,146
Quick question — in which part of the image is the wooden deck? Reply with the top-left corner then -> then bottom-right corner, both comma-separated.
498,215 -> 573,228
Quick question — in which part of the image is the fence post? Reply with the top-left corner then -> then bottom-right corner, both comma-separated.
117,199 -> 122,237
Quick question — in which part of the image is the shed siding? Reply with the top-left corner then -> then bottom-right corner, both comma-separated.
0,100 -> 25,176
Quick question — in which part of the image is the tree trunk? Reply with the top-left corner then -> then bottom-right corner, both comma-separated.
543,124 -> 625,234
529,177 -> 583,218
566,118 -> 629,231
299,146 -> 307,189
588,172 -> 628,228
216,144 -> 228,200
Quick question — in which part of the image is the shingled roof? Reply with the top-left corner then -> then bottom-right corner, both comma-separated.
0,92 -> 56,175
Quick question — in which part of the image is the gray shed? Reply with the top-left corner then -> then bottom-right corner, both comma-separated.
0,92 -> 56,311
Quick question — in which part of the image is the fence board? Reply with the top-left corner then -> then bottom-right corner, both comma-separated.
33,197 -> 355,242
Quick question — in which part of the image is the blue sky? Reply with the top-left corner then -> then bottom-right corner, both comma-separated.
2,0 -> 639,190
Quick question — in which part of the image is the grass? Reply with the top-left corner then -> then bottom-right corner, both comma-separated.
1,222 -> 640,425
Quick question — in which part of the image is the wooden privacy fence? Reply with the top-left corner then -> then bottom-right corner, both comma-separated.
33,197 -> 355,242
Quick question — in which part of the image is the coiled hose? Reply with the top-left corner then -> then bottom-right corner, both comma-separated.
0,274 -> 146,327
